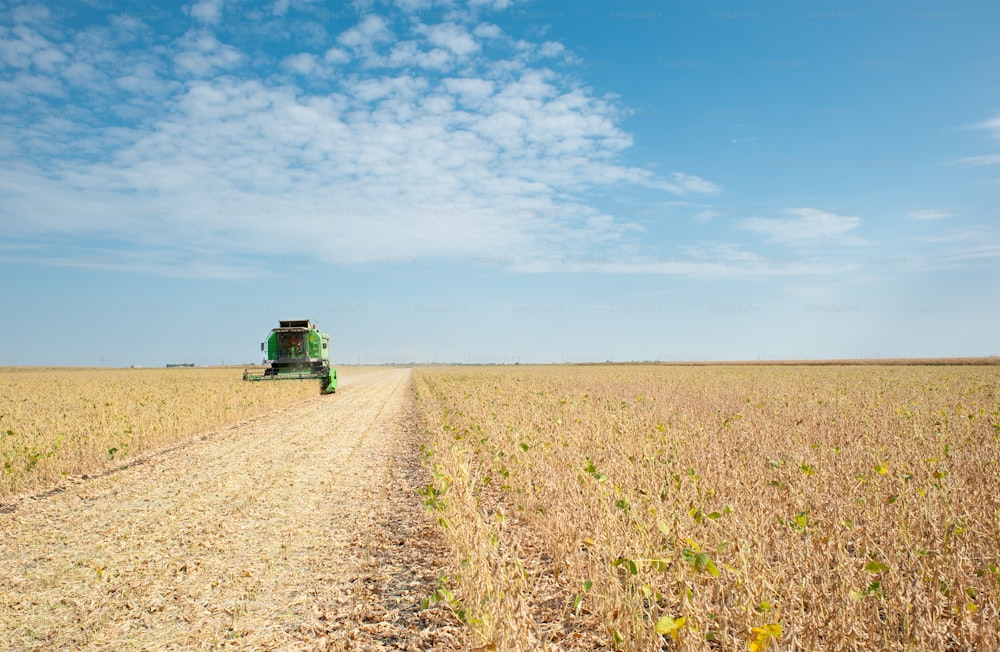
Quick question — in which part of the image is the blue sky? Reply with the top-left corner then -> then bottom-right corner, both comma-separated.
1,0 -> 998,365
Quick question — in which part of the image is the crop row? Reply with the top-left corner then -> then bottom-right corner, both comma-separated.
0,367 -> 316,499
414,364 -> 1000,651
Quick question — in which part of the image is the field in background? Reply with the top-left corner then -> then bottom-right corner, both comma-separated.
414,365 -> 1000,651
0,366 -> 317,500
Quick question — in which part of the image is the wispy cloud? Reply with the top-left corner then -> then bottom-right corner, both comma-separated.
668,173 -> 721,195
907,209 -> 954,220
0,4 -> 722,276
969,112 -> 1000,142
187,0 -> 226,26
949,154 -> 1000,167
738,208 -> 866,246
914,226 -> 1000,268
173,30 -> 246,76
528,241 -> 856,280
952,113 -> 1000,169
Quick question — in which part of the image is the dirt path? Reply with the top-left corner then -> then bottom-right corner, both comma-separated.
0,368 -> 460,651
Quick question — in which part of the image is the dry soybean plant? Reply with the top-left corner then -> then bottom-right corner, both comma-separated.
414,364 -> 1000,651
0,367 -> 317,499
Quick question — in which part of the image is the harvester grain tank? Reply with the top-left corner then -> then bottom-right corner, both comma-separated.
242,320 -> 337,394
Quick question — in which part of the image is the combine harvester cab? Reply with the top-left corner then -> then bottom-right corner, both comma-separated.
243,320 -> 337,394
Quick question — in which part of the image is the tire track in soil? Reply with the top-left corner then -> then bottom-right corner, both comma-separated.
0,368 -> 462,651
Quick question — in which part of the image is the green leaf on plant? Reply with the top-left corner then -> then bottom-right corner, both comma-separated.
865,560 -> 889,573
655,615 -> 685,639
612,557 -> 638,575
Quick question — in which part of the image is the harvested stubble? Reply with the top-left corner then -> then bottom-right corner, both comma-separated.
414,364 -> 1000,651
0,366 -> 316,500
1,368 -> 461,651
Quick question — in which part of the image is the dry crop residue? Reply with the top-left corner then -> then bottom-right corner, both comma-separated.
0,368 -> 460,650
414,364 -> 1000,651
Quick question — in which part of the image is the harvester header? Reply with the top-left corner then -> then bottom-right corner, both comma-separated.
243,319 -> 337,394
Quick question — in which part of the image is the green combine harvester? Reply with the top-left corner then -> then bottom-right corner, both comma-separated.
243,320 -> 337,394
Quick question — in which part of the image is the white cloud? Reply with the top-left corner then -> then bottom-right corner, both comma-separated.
468,0 -> 514,9
473,23 -> 503,40
538,41 -> 565,58
535,242 -> 853,279
443,77 -> 494,106
0,6 -> 729,277
62,60 -> 101,87
916,226 -> 993,245
386,41 -> 453,71
950,154 -> 1000,167
3,71 -> 65,99
30,42 -> 68,71
0,25 -> 49,69
952,113 -> 1000,171
913,226 -> 1000,268
416,22 -> 479,58
348,74 -> 426,102
338,15 -> 393,50
324,47 -> 350,64
281,52 -> 320,75
189,0 -> 226,25
740,208 -> 865,246
669,173 -> 721,195
971,113 -> 1000,142
907,209 -> 954,220
173,31 -> 246,77
393,0 -> 437,11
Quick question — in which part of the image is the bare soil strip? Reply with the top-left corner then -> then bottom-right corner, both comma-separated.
0,368 -> 460,651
